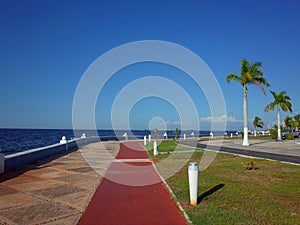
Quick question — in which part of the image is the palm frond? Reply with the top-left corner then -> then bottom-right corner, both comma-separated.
251,79 -> 266,95
264,102 -> 275,112
226,73 -> 241,83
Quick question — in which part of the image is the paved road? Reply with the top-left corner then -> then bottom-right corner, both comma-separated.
181,139 -> 300,164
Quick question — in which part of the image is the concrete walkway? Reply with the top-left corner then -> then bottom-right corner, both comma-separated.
0,141 -> 186,225
78,142 -> 187,225
0,142 -> 119,225
196,138 -> 300,164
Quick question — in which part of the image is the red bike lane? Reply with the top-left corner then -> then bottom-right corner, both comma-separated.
78,142 -> 187,225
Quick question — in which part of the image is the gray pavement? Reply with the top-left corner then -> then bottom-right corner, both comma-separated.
197,138 -> 300,164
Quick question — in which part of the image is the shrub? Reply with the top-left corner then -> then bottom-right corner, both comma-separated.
269,128 -> 277,139
242,161 -> 255,170
285,133 -> 294,140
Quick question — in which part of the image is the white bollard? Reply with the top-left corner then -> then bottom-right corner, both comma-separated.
0,154 -> 4,174
144,136 -> 147,146
188,162 -> 199,206
164,132 -> 167,139
210,132 -> 214,139
60,136 -> 68,150
184,133 -> 186,140
153,141 -> 158,156
123,132 -> 128,140
148,134 -> 151,142
81,133 -> 87,144
60,136 -> 67,144
231,133 -> 233,138
191,132 -> 194,138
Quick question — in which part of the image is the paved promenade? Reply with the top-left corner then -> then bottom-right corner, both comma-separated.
0,142 -> 119,225
0,141 -> 186,225
78,142 -> 187,225
2,138 -> 298,224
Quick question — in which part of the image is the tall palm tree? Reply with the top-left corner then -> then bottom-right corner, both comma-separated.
294,114 -> 300,131
253,116 -> 264,136
264,91 -> 292,141
226,59 -> 270,146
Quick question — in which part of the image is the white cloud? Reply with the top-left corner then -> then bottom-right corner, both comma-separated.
165,120 -> 184,126
199,114 -> 242,123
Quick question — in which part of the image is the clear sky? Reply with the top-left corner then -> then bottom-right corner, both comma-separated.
0,0 -> 299,130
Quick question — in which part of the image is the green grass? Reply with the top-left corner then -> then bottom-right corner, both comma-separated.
144,140 -> 300,225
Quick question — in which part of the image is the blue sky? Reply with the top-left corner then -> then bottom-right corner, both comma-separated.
0,0 -> 299,130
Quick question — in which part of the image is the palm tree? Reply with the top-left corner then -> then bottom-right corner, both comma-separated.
264,91 -> 292,141
226,59 -> 270,146
253,116 -> 264,136
294,114 -> 300,131
284,116 -> 294,129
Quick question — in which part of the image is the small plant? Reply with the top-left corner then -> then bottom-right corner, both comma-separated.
242,161 -> 255,170
153,128 -> 159,139
173,128 -> 179,141
285,133 -> 294,140
269,128 -> 277,139
240,131 -> 244,138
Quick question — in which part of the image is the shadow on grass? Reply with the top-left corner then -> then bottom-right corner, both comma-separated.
197,183 -> 225,204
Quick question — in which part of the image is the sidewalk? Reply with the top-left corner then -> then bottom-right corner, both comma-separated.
202,138 -> 300,157
0,141 -> 187,225
0,142 -> 119,225
78,142 -> 187,225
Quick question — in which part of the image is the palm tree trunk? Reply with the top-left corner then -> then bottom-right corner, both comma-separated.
243,85 -> 249,146
277,106 -> 282,141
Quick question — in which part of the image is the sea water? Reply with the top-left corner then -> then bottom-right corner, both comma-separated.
0,128 -> 231,155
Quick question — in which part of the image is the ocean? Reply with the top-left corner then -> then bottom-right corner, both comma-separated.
0,128 -> 233,155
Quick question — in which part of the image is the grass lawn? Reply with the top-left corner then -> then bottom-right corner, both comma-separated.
144,140 -> 300,224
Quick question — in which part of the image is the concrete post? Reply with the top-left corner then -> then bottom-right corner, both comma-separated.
0,154 -> 4,174
188,162 -> 199,206
148,134 -> 151,142
60,136 -> 67,144
153,141 -> 158,156
123,132 -> 128,140
231,133 -> 233,138
60,136 -> 68,150
210,132 -> 214,139
163,132 -> 167,139
184,133 -> 186,140
144,136 -> 147,146
81,133 -> 87,144
191,132 -> 194,138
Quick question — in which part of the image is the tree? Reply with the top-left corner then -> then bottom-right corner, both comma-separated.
226,59 -> 270,146
153,128 -> 159,139
264,91 -> 292,141
253,116 -> 264,136
174,128 -> 179,141
294,114 -> 300,131
284,116 -> 294,129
